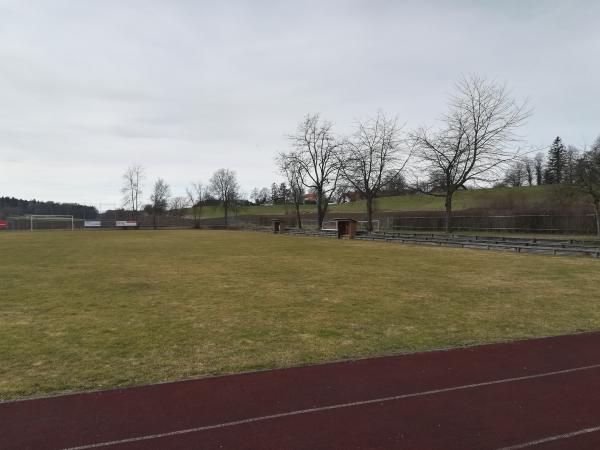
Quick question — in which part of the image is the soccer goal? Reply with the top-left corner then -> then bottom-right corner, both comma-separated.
30,215 -> 74,231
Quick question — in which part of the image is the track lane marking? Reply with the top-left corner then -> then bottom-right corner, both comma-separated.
62,363 -> 600,450
497,425 -> 600,449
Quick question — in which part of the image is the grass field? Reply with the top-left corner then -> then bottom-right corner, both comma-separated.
2,229 -> 600,401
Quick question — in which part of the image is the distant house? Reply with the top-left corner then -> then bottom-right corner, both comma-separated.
340,191 -> 362,203
303,193 -> 317,204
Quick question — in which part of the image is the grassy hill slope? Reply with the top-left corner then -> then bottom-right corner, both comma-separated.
199,185 -> 586,219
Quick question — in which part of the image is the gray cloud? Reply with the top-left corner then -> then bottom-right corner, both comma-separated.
0,0 -> 599,205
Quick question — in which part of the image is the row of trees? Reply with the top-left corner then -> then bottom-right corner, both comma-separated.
249,183 -> 294,206
250,175 -> 408,208
0,197 -> 98,219
121,166 -> 241,228
278,76 -> 599,234
499,136 -> 600,235
121,75 -> 524,233
501,136 -> 588,187
282,112 -> 411,231
277,75 -> 530,232
118,75 -> 600,235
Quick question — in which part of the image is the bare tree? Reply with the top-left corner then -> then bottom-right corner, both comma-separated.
289,114 -> 340,229
523,157 -> 534,186
121,164 -> 144,217
149,178 -> 171,229
186,182 -> 207,228
209,168 -> 240,226
503,161 -> 526,187
250,188 -> 260,205
411,75 -> 530,232
277,152 -> 306,229
339,112 -> 409,231
249,187 -> 270,205
534,153 -> 544,185
333,180 -> 353,204
574,138 -> 600,236
565,145 -> 580,184
169,196 -> 189,218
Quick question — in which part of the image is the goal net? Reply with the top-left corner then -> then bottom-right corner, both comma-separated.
30,215 -> 74,231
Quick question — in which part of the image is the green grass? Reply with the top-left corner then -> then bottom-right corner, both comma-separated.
1,230 -> 600,401
202,185 -> 586,219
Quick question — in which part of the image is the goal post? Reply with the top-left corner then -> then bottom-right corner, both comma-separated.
30,215 -> 75,231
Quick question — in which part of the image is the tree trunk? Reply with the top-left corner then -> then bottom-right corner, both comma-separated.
316,191 -> 328,229
594,199 -> 600,238
153,212 -> 157,229
445,194 -> 453,234
223,203 -> 228,227
366,195 -> 374,232
317,205 -> 325,230
295,203 -> 302,229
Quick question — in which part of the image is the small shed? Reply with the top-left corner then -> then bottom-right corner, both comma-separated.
334,218 -> 358,239
272,218 -> 282,234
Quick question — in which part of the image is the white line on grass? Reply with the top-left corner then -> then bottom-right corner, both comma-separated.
62,363 -> 600,450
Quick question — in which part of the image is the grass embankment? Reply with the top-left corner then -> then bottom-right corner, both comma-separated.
200,185 -> 580,218
1,229 -> 599,400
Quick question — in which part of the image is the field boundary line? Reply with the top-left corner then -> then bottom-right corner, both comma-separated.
497,425 -> 600,449
62,363 -> 600,450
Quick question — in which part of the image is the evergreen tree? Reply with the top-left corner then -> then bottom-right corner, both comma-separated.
546,136 -> 568,184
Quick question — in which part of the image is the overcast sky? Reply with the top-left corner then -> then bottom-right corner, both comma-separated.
1,0 -> 598,206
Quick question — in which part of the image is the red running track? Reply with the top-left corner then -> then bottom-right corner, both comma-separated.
2,332 -> 600,449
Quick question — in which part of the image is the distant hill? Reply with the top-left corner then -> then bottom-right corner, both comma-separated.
0,196 -> 98,219
198,185 -> 592,219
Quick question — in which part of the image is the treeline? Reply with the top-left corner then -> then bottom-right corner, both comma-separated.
4,76 -> 598,236
119,167 -> 253,229
0,197 -> 98,220
269,77 -> 598,235
500,136 -> 598,188
116,75 -> 599,235
270,75 -> 530,233
250,176 -> 409,206
497,136 -> 600,236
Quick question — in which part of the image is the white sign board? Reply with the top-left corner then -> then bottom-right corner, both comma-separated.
115,221 -> 138,227
84,221 -> 102,227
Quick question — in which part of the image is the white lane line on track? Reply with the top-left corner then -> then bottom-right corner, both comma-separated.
62,363 -> 600,450
497,425 -> 600,449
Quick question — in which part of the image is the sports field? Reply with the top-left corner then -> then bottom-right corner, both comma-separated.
1,230 -> 599,401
